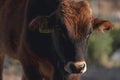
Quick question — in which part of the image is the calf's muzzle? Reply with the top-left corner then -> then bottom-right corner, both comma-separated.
64,61 -> 87,74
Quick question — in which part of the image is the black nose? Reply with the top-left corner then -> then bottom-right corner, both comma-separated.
69,63 -> 85,73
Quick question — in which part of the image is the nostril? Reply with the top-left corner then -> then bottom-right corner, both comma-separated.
77,63 -> 86,73
79,63 -> 85,70
69,63 -> 77,73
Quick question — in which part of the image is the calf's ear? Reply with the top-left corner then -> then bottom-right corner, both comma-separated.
29,16 -> 52,33
93,18 -> 114,32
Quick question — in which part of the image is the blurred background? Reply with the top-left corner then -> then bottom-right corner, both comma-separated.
2,0 -> 120,80
81,0 -> 120,80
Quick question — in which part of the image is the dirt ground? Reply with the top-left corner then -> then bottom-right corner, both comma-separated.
81,64 -> 120,80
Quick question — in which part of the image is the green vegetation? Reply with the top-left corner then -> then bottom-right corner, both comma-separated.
110,29 -> 120,51
88,28 -> 120,67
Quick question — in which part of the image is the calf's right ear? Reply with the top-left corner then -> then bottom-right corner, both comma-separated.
29,16 -> 52,33
93,18 -> 114,32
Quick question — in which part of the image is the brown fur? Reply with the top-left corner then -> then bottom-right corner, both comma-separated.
58,0 -> 92,40
0,0 -> 54,80
0,0 -> 28,79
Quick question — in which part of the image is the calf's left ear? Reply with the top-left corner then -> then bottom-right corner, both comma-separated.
93,18 -> 114,32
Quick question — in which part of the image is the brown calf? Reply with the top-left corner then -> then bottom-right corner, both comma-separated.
0,0 -> 113,80
29,1 -> 113,80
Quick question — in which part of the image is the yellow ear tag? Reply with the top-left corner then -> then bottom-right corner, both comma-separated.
38,21 -> 52,33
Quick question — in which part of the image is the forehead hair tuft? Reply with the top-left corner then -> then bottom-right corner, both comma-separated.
59,0 -> 92,40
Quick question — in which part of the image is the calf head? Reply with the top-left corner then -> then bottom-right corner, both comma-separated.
29,0 -> 113,80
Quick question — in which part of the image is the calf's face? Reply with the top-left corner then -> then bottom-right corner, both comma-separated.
58,0 -> 92,74
55,0 -> 113,77
29,0 -> 113,79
